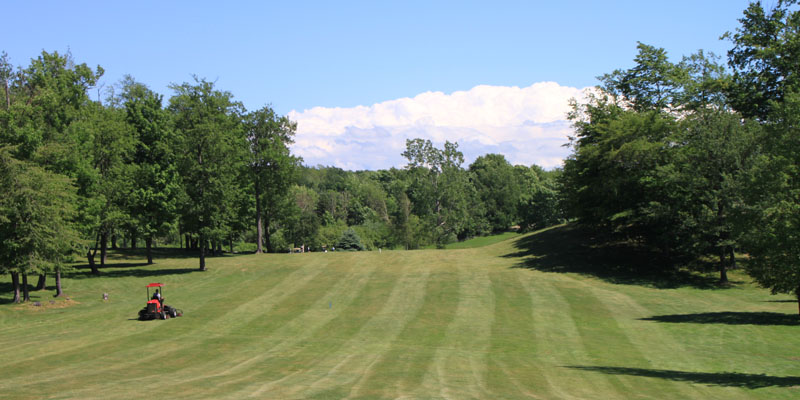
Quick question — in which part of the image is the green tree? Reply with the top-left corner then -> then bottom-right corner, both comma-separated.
0,50 -> 105,279
121,77 -> 179,264
403,138 -> 474,246
169,77 -> 246,270
742,90 -> 800,312
517,165 -> 563,230
0,147 -> 80,301
725,0 -> 800,119
336,228 -> 365,251
245,106 -> 299,253
469,154 -> 520,232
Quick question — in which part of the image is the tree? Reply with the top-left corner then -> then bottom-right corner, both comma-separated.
469,154 -> 520,232
563,42 -> 759,279
598,42 -> 685,112
661,110 -> 760,282
0,147 -> 80,301
742,90 -> 800,312
517,165 -> 563,230
403,139 -> 474,246
336,228 -> 365,251
245,106 -> 299,253
725,0 -> 800,119
121,77 -> 179,264
169,77 -> 246,270
0,50 -> 105,279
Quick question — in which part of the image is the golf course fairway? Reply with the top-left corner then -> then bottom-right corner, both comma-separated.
1,225 -> 799,399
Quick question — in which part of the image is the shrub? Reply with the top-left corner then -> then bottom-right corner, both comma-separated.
336,228 -> 365,251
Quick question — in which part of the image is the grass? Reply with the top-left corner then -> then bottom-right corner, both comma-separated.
420,231 -> 520,250
1,224 -> 799,399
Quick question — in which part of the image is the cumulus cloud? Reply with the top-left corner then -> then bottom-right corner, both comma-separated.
287,82 -> 590,170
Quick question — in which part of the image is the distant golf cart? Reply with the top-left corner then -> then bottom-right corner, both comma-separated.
138,283 -> 182,320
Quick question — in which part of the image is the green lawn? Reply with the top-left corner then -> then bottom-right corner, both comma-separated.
1,225 -> 799,399
440,231 -> 520,249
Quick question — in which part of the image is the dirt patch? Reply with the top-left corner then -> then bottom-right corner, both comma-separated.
16,298 -> 80,311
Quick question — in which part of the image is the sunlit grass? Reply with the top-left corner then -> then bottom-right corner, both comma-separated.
1,225 -> 798,399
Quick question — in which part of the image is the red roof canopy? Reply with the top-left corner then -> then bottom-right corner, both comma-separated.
145,283 -> 164,288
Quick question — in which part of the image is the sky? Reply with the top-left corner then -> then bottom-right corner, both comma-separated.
2,0 -> 757,170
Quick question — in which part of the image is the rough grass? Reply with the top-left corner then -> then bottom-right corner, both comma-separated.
1,225 -> 799,399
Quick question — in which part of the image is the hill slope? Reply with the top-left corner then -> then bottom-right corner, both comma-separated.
1,225 -> 798,399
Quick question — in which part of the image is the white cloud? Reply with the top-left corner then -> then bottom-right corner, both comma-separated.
287,82 -> 590,170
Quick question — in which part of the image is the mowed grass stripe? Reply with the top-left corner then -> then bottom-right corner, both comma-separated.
484,269 -> 549,399
555,284 -> 663,396
154,252 -> 382,398
418,258 -> 494,399
345,263 -> 461,398
518,272 -> 620,399
223,253 -> 403,399
580,281 -> 711,399
248,254 -> 432,399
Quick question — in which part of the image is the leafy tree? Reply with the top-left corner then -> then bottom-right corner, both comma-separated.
403,138 -> 474,246
0,147 -> 80,301
0,50 -> 105,279
285,184 -> 320,251
598,42 -> 685,112
517,165 -> 563,230
469,154 -> 520,232
169,77 -> 246,270
742,90 -> 800,312
725,0 -> 800,119
245,106 -> 299,253
119,77 -> 180,263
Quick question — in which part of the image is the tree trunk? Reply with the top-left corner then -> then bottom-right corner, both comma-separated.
255,183 -> 264,254
131,233 -> 137,249
87,249 -> 99,275
100,231 -> 108,267
199,236 -> 207,271
145,236 -> 153,265
35,273 -> 46,290
265,220 -> 272,253
796,286 -> 800,316
729,246 -> 737,269
111,234 -> 118,249
54,267 -> 63,297
11,272 -> 20,303
229,235 -> 234,254
719,247 -> 728,284
22,273 -> 30,302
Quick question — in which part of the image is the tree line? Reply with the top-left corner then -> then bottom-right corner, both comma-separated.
0,51 -> 561,303
561,0 -> 800,312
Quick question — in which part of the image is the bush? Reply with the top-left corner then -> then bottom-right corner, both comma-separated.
336,228 -> 365,251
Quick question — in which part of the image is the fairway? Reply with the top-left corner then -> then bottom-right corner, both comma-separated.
1,226 -> 799,399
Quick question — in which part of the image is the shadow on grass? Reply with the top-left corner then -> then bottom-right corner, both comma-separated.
66,267 -> 199,280
105,247 -> 243,261
566,365 -> 800,389
640,312 -> 800,326
505,224 -> 723,289
0,282 -> 14,304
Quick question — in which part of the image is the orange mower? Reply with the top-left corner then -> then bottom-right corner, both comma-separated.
138,283 -> 182,320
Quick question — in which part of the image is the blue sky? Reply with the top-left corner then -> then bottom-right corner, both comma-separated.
3,0 -> 757,169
